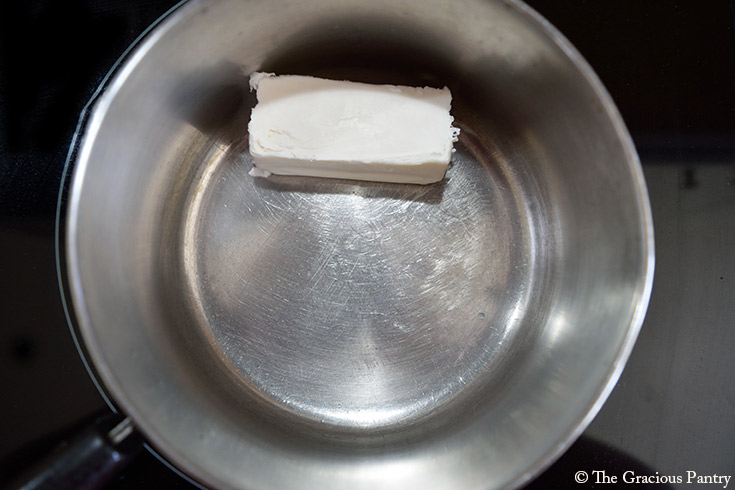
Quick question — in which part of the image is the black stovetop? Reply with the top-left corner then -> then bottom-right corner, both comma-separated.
1,1 -> 734,488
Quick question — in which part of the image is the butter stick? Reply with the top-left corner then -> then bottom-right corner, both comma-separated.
247,73 -> 459,185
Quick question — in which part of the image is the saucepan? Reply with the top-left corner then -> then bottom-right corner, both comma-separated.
54,0 -> 654,488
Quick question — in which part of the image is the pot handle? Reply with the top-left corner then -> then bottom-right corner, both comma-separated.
7,413 -> 143,490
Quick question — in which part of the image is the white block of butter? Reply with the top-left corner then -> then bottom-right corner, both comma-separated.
247,73 -> 459,185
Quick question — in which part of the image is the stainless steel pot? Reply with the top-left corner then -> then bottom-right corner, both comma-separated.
64,0 -> 654,488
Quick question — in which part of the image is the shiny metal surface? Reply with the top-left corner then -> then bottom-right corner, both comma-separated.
65,0 -> 654,488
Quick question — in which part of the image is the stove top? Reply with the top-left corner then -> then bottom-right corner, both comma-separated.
1,1 -> 733,488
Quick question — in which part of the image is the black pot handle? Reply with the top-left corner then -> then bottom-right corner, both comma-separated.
7,413 -> 143,490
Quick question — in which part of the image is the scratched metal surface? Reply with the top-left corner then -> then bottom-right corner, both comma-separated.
181,128 -> 531,431
64,0 -> 654,489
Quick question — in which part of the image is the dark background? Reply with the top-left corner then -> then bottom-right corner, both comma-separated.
1,1 -> 734,488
